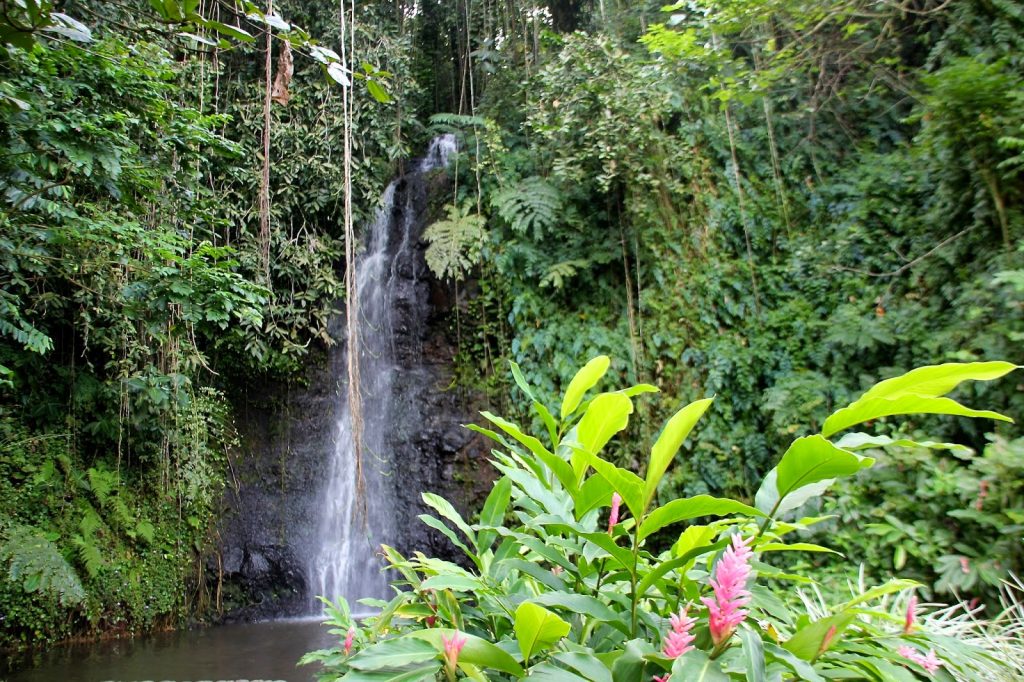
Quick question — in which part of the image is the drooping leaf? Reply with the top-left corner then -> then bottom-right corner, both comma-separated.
638,495 -> 763,541
821,362 -> 1017,437
346,636 -> 438,671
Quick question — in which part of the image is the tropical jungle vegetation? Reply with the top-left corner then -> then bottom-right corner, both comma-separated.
1,0 -> 1022,679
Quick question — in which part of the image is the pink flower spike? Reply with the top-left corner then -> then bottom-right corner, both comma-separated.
442,630 -> 467,672
608,492 -> 622,535
343,626 -> 355,656
662,606 -> 696,659
700,535 -> 754,647
904,594 -> 918,634
898,645 -> 944,675
653,675 -> 671,682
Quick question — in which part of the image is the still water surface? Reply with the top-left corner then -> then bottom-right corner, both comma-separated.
5,619 -> 336,682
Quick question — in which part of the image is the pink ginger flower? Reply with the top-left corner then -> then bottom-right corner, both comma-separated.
898,645 -> 943,675
700,534 -> 753,647
662,606 -> 696,659
442,630 -> 467,672
653,676 -> 670,682
904,594 -> 918,634
608,492 -> 622,535
343,626 -> 355,656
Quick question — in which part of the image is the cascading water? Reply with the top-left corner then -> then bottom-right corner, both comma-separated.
308,134 -> 458,610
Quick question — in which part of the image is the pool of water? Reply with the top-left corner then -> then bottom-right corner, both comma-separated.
4,619 -> 337,682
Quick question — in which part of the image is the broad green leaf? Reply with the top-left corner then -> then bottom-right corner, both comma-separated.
860,361 -> 1017,401
418,515 -> 478,567
515,602 -> 571,663
422,493 -> 476,545
545,523 -> 635,572
534,400 -> 560,448
476,476 -> 511,552
572,448 -> 644,520
644,397 -> 713,508
199,20 -> 255,42
561,355 -> 611,419
510,361 -> 536,400
757,436 -> 873,517
636,538 -> 727,599
821,362 -> 1017,437
553,651 -> 614,682
840,579 -> 918,609
573,474 -> 615,519
638,495 -> 763,541
754,470 -> 834,518
419,574 -> 485,592
480,412 -> 567,485
366,79 -> 392,103
782,611 -> 855,660
763,643 -> 824,682
347,637 -> 438,671
833,432 -> 971,453
619,384 -> 660,398
338,665 -> 440,681
756,542 -> 839,554
669,649 -> 729,681
409,629 -> 524,676
611,639 -> 657,682
524,663 -> 590,681
738,624 -> 766,682
532,592 -> 623,629
327,62 -> 351,86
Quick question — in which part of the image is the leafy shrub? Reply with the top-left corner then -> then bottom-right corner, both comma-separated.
303,357 -> 1020,680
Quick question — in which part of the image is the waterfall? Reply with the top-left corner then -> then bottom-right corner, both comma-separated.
308,134 -> 458,611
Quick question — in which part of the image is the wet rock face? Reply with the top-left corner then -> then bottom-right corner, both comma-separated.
214,163 -> 495,621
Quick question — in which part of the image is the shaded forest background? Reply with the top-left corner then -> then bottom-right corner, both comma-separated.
1,0 -> 1022,649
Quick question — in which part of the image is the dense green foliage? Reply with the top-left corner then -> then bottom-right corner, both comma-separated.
2,0 -> 1023,661
302,358 -> 1020,680
0,0 -> 406,648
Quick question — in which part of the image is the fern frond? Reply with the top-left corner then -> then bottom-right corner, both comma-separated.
71,535 -> 103,579
79,504 -> 103,537
491,177 -> 562,240
423,203 -> 486,281
0,524 -> 86,606
135,519 -> 155,545
540,259 -> 591,289
428,113 -> 486,133
86,466 -> 116,506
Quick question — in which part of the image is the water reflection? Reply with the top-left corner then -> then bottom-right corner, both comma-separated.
5,619 -> 335,682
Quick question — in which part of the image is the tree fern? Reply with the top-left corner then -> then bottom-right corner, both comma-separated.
0,524 -> 86,606
540,259 -> 591,289
428,112 -> 486,134
423,203 -> 486,281
491,176 -> 562,240
73,504 -> 104,578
